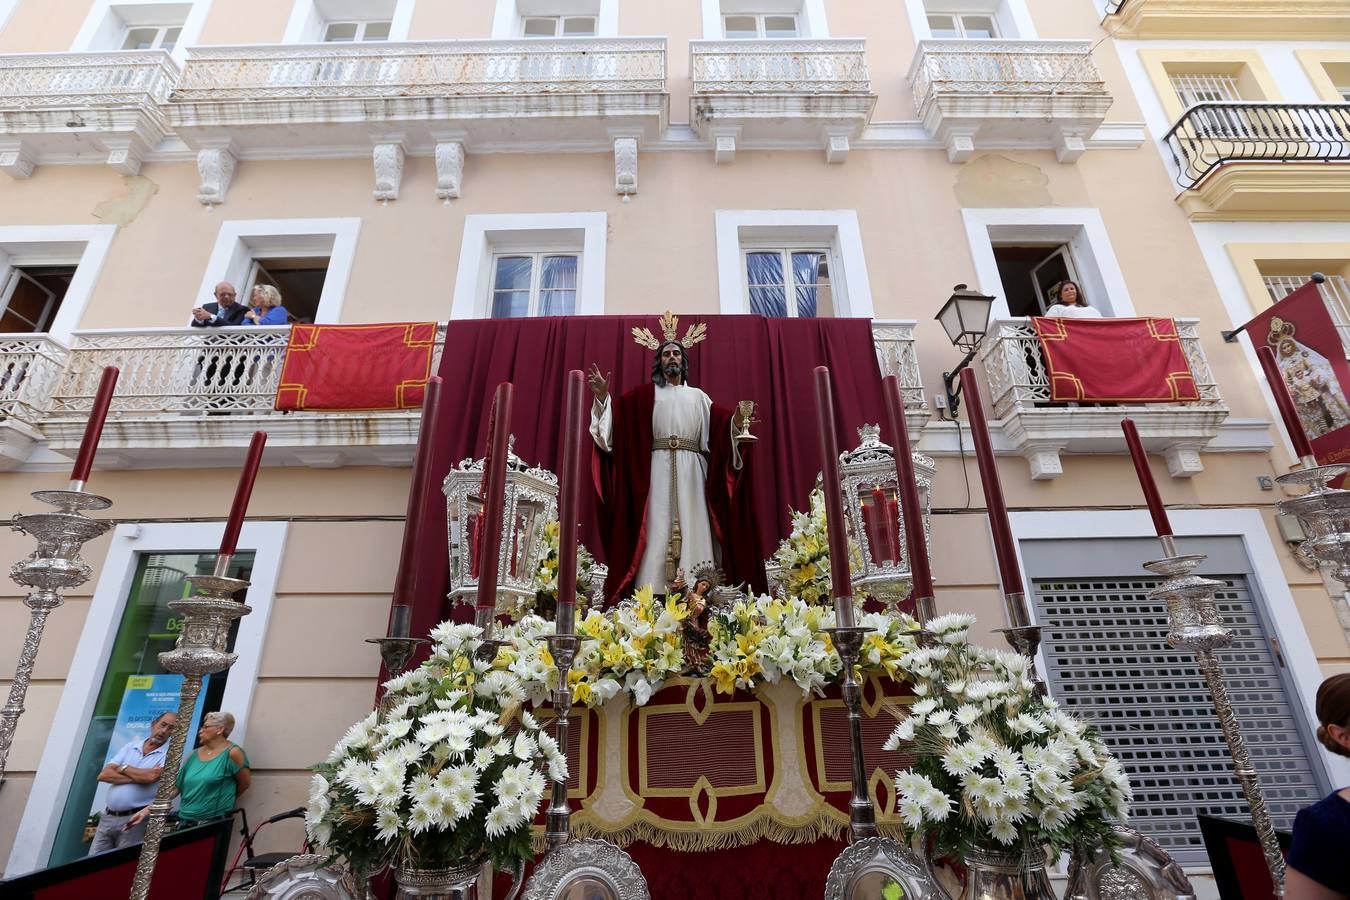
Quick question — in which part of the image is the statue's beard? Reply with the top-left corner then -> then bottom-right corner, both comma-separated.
664,363 -> 681,380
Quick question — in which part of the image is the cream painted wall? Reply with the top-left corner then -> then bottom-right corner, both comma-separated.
408,0 -> 494,40
198,0 -> 290,44
0,0 -> 92,51
622,0 -> 700,126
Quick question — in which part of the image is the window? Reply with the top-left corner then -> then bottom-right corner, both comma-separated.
926,11 -> 998,38
490,253 -> 579,318
723,13 -> 798,38
1339,86 -> 1350,103
243,257 -> 328,324
120,24 -> 181,49
0,265 -> 75,334
521,15 -> 596,36
322,18 -> 391,41
48,551 -> 255,865
743,249 -> 832,317
1263,272 -> 1350,358
992,244 -> 1082,317
1169,73 -> 1242,107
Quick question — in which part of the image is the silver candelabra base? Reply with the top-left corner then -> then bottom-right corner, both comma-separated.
0,488 -> 112,785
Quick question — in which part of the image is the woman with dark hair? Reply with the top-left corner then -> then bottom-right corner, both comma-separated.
1044,280 -> 1102,319
1287,673 -> 1350,899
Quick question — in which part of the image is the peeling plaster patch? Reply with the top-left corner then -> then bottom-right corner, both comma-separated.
92,175 -> 158,224
954,155 -> 1052,209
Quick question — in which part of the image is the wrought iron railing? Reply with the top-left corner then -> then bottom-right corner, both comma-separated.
1104,0 -> 1128,14
169,38 -> 667,102
909,40 -> 1106,112
0,335 -> 68,427
977,318 -> 1222,418
0,50 -> 179,110
47,326 -> 446,419
1163,103 -> 1350,189
690,39 -> 870,93
870,320 -> 928,412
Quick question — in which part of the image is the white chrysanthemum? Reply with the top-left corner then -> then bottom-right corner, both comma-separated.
374,807 -> 401,842
964,774 -> 1007,808
883,718 -> 915,750
513,731 -> 538,761
496,762 -> 529,799
919,787 -> 953,821
1037,802 -> 1072,830
898,798 -> 924,829
484,803 -> 514,838
991,747 -> 1023,777
406,772 -> 436,804
910,698 -> 938,717
1008,713 -> 1046,736
954,704 -> 981,726
938,722 -> 960,740
407,802 -> 436,834
941,742 -> 983,776
520,710 -> 539,731
926,613 -> 976,635
988,819 -> 1018,844
928,709 -> 953,727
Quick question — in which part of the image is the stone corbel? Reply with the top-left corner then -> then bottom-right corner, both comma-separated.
942,128 -> 978,164
711,126 -> 741,165
196,145 -> 236,207
102,139 -> 145,176
613,136 -> 638,197
372,140 -> 405,203
1020,441 -> 1067,481
0,141 -> 36,179
824,129 -> 851,165
1054,127 -> 1089,164
434,140 -> 465,201
1162,442 -> 1205,478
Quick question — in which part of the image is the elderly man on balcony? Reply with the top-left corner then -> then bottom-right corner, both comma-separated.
190,282 -> 248,328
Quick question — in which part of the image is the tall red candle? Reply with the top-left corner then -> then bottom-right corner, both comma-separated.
813,366 -> 855,627
883,375 -> 934,604
70,366 -> 119,486
555,370 -> 588,636
884,497 -> 901,562
1256,345 -> 1314,461
392,376 -> 444,607
218,431 -> 267,557
476,383 -> 514,612
1120,418 -> 1172,537
959,369 -> 1026,608
863,489 -> 886,565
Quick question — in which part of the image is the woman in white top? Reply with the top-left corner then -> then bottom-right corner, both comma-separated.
1043,280 -> 1103,319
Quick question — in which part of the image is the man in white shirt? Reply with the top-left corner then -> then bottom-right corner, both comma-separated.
87,711 -> 176,853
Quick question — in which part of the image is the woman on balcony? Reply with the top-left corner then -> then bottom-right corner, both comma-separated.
243,285 -> 289,326
1044,280 -> 1101,319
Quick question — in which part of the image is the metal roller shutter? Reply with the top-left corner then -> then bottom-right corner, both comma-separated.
1031,575 -> 1324,865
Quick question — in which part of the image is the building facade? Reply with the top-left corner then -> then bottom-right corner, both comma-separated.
0,0 -> 1346,888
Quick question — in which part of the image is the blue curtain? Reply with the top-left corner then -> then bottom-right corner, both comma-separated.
746,252 -> 786,317
539,255 -> 578,316
490,256 -> 533,318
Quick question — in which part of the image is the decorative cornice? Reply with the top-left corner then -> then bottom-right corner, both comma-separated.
1178,163 -> 1350,222
1107,0 -> 1350,39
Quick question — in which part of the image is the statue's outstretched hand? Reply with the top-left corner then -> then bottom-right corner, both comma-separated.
586,363 -> 611,405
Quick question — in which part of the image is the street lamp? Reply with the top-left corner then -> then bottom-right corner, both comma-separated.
935,284 -> 995,418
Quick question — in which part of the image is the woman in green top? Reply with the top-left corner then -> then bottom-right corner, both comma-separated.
129,711 -> 251,828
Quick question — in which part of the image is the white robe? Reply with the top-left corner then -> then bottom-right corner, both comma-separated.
590,383 -> 719,594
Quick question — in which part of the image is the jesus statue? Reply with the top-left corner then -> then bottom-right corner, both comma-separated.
587,313 -> 763,604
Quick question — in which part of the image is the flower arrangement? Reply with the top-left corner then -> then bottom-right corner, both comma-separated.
882,614 -> 1130,860
305,622 -> 566,877
572,586 -> 687,707
530,520 -> 597,617
708,595 -> 844,695
772,488 -> 835,605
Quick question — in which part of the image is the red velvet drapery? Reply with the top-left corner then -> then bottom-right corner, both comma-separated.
405,315 -> 887,639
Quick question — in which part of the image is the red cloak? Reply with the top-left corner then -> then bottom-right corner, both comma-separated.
591,382 -> 766,604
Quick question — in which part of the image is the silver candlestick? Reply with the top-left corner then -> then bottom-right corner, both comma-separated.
129,557 -> 252,900
1145,542 -> 1285,897
1277,465 -> 1350,583
822,624 -> 878,840
0,487 -> 112,785
542,632 -> 583,849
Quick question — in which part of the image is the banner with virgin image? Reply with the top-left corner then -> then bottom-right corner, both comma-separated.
1245,281 -> 1350,471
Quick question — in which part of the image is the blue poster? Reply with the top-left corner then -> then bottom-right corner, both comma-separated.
88,674 -> 210,815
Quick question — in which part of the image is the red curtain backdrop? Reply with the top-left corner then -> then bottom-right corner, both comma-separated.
406,315 -> 887,638
275,322 -> 437,411
1031,317 -> 1200,403
1245,281 -> 1350,475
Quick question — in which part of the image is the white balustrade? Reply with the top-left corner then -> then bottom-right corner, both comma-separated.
171,38 -> 667,101
690,39 -> 870,94
0,51 -> 178,110
909,40 -> 1106,112
871,320 -> 928,413
0,335 -> 68,426
47,326 -> 446,419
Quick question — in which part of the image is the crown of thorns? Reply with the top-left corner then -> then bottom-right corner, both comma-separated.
631,311 -> 707,351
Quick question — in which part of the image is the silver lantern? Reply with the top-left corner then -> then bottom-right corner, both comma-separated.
444,436 -> 558,616
837,424 -> 935,609
1277,465 -> 1350,584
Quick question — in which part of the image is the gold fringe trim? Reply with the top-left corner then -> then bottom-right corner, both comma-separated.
531,809 -> 906,854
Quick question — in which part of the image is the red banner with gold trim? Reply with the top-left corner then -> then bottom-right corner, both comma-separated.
275,322 -> 436,411
1031,317 -> 1200,403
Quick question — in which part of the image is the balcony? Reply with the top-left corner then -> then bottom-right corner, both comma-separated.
1105,1 -> 1350,40
977,318 -> 1227,480
907,40 -> 1113,163
0,51 -> 178,177
1163,103 -> 1350,221
165,38 -> 668,153
39,326 -> 444,468
0,321 -> 924,468
870,319 -> 931,438
689,39 -> 876,163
